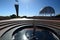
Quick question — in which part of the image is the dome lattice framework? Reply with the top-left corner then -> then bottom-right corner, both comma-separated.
40,6 -> 55,16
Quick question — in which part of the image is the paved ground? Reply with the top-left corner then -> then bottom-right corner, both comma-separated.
0,18 -> 60,40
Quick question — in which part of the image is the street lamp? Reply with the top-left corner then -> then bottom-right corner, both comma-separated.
15,0 -> 19,17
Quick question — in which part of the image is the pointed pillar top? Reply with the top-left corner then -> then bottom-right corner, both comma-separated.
15,0 -> 18,2
15,0 -> 19,5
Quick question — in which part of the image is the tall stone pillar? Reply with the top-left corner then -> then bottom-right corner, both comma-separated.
15,0 -> 19,17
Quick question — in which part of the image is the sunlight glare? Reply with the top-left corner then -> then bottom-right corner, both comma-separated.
23,34 -> 28,40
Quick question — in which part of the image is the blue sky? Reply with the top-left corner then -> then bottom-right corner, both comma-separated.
0,0 -> 60,16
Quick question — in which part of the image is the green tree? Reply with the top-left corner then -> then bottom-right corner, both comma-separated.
56,14 -> 60,17
10,14 -> 17,18
22,16 -> 27,18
